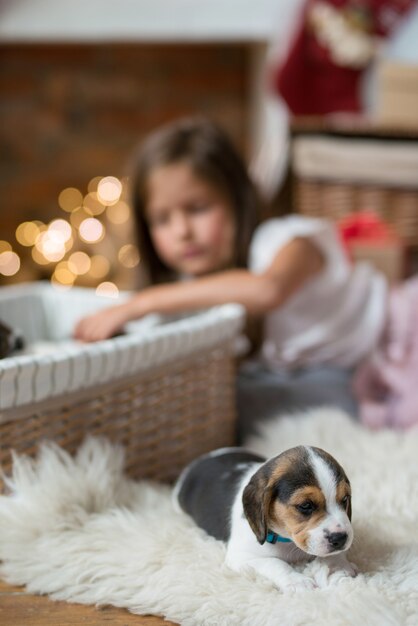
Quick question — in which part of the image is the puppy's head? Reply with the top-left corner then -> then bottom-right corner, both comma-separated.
0,320 -> 24,358
242,445 -> 352,557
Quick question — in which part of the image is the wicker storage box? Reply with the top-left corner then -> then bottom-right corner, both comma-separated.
0,283 -> 244,486
377,61 -> 418,130
292,135 -> 418,247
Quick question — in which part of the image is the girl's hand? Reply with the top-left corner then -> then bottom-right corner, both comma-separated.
73,304 -> 130,342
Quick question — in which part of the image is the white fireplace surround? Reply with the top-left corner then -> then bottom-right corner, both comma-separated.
0,0 -> 302,43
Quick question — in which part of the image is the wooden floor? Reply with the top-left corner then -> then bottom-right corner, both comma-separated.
0,580 -> 177,625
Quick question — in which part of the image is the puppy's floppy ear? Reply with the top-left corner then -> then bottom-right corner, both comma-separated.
242,466 -> 275,545
346,493 -> 352,522
341,476 -> 352,521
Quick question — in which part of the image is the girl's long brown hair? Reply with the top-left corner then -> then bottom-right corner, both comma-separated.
129,117 -> 261,287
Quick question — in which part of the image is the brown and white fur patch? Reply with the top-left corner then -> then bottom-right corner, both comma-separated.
174,445 -> 358,593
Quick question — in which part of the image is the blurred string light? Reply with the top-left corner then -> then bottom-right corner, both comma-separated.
31,246 -> 50,266
52,261 -> 76,287
8,175 -> 140,287
96,281 -> 119,298
87,176 -> 102,193
68,251 -> 91,275
83,191 -> 105,216
118,244 -> 140,268
50,275 -> 71,290
89,254 -> 110,278
70,207 -> 92,229
50,219 -> 72,241
15,221 -> 41,247
107,200 -> 131,225
0,250 -> 20,276
97,176 -> 122,205
58,187 -> 83,213
34,219 -> 73,263
0,240 -> 12,253
79,217 -> 104,243
35,233 -> 65,263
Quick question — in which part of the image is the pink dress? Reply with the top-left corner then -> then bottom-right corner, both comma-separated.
354,276 -> 418,430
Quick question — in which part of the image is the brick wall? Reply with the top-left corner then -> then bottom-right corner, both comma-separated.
0,43 -> 250,284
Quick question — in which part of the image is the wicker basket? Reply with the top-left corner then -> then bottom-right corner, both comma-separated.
0,283 -> 244,487
292,135 -> 418,246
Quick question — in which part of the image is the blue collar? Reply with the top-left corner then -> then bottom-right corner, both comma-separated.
266,530 -> 293,544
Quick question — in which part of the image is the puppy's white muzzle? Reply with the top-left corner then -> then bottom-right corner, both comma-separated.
305,518 -> 353,557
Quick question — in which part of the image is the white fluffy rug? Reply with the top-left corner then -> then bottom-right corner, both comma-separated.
1,408 -> 417,626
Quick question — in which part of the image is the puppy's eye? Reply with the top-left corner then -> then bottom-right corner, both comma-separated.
296,501 -> 315,516
341,495 -> 351,508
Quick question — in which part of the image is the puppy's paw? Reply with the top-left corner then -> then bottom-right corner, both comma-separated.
312,556 -> 358,588
328,559 -> 359,582
282,574 -> 317,593
329,559 -> 358,578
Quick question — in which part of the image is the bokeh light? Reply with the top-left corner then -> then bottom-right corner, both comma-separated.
50,277 -> 72,291
83,191 -> 106,216
58,187 -> 83,213
87,176 -> 103,193
70,207 -> 93,229
118,244 -> 140,268
9,175 -> 133,288
53,264 -> 76,285
31,246 -> 50,265
64,235 -> 74,253
89,254 -> 110,278
15,222 -> 41,247
107,200 -> 131,224
49,219 -> 72,242
0,240 -> 12,254
0,251 -> 21,276
68,251 -> 91,275
35,228 -> 67,262
96,281 -> 119,298
79,218 -> 104,243
97,176 -> 122,205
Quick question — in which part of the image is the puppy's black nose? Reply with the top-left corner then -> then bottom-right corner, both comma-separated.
328,532 -> 347,550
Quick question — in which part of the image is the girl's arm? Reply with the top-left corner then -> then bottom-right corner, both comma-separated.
74,237 -> 324,342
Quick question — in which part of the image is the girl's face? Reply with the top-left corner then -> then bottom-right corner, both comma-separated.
145,162 -> 236,277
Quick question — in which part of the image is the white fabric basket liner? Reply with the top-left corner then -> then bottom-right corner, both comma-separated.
0,283 -> 244,413
293,135 -> 418,188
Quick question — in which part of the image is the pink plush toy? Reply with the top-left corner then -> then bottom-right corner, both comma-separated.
354,277 -> 418,430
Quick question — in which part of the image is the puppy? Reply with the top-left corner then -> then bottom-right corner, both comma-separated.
0,320 -> 24,359
173,445 -> 358,592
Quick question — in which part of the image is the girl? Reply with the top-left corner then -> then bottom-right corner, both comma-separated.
74,117 -> 389,432
74,117 -> 385,366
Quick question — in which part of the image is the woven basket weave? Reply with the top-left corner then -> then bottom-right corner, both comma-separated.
0,345 -> 236,486
295,180 -> 418,246
292,135 -> 418,246
0,284 -> 244,487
